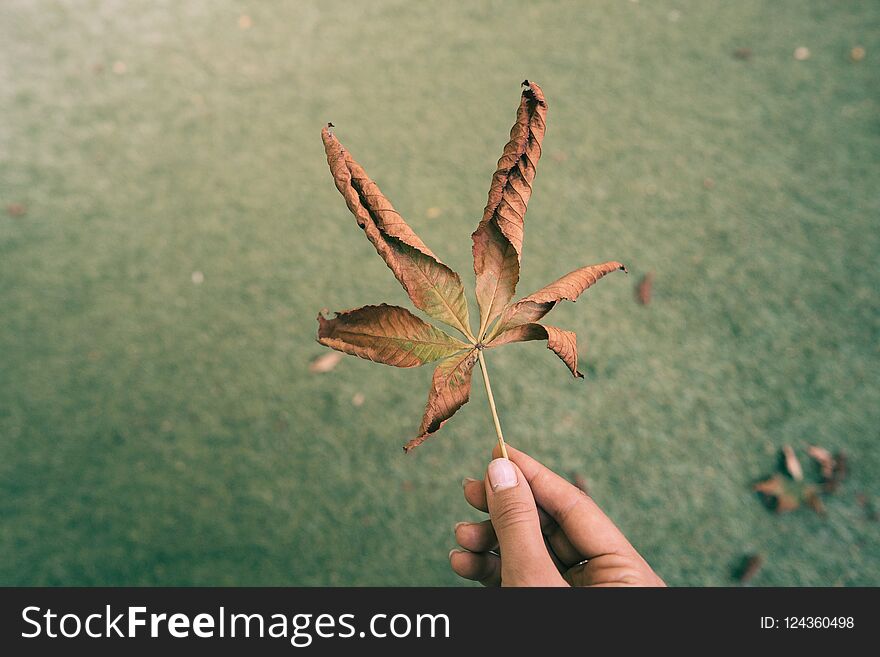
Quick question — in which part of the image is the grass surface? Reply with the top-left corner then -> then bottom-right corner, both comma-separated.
1,0 -> 878,586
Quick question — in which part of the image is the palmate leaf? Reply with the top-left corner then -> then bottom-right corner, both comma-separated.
316,82 -> 625,451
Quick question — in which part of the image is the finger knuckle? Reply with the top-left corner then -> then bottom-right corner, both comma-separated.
492,498 -> 535,529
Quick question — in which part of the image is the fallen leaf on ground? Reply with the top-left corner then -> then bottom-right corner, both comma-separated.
807,445 -> 834,479
782,444 -> 803,481
309,351 -> 344,373
808,445 -> 847,492
734,554 -> 763,583
754,474 -> 800,513
636,272 -> 654,305
6,203 -> 27,217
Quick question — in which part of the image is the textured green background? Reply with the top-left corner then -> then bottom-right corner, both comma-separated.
1,0 -> 878,586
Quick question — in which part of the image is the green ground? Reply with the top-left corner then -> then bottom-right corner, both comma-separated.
1,0 -> 878,586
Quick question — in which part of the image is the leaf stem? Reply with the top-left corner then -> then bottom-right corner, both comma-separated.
476,348 -> 508,459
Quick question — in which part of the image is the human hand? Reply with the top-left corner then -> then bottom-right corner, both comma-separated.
450,444 -> 665,587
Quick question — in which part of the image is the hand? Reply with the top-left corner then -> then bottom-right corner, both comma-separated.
450,444 -> 665,587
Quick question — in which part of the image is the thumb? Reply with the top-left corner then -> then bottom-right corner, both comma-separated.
485,458 -> 567,587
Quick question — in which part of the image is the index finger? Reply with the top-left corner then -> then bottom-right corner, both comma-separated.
492,443 -> 635,559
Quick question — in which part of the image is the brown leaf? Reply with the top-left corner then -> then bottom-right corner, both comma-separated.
488,323 -> 582,378
636,271 -> 654,306
487,261 -> 627,340
322,125 -> 473,339
734,554 -> 763,583
754,474 -> 800,513
808,446 -> 847,493
317,304 -> 468,368
472,81 -> 548,337
404,349 -> 479,451
309,351 -> 344,373
6,203 -> 27,217
316,82 -> 624,452
807,445 -> 834,480
782,444 -> 804,481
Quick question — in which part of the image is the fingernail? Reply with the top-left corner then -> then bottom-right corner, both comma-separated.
488,458 -> 518,491
454,521 -> 468,533
448,548 -> 462,561
462,477 -> 477,488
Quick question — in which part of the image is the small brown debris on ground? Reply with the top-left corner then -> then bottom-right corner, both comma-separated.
309,351 -> 344,373
636,272 -> 654,305
734,554 -> 764,583
6,203 -> 27,217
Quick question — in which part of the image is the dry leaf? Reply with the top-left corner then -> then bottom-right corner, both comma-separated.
317,82 -> 625,450
636,271 -> 654,305
6,203 -> 27,217
317,305 -> 468,368
807,445 -> 834,480
322,125 -> 472,340
734,554 -> 763,583
782,444 -> 803,481
808,446 -> 847,493
488,323 -> 582,378
404,349 -> 479,452
488,261 -> 627,340
472,81 -> 548,337
754,474 -> 800,513
309,351 -> 344,373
